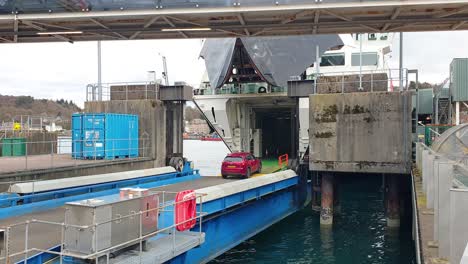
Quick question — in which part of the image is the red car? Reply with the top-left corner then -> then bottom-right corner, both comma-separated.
221,152 -> 262,179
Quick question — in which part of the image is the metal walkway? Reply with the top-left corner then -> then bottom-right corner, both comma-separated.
1,1 -> 468,43
113,232 -> 205,264
0,177 -> 236,264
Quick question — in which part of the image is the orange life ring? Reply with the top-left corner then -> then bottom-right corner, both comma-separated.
175,190 -> 197,231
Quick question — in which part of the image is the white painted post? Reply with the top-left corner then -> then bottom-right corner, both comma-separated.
314,45 -> 319,94
97,41 -> 102,101
399,32 -> 404,91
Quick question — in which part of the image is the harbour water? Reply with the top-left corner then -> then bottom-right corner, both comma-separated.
184,140 -> 416,264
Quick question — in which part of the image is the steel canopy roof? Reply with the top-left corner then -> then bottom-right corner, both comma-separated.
0,0 -> 468,43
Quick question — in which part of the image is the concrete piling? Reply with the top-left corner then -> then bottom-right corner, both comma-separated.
311,172 -> 321,212
386,174 -> 400,228
333,176 -> 341,215
320,173 -> 334,226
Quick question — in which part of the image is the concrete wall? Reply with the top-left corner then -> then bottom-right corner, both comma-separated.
437,162 -> 455,259
450,188 -> 468,263
309,91 -> 412,174
416,143 -> 424,171
85,100 -> 167,167
426,153 -> 436,209
418,141 -> 468,263
0,158 -> 155,192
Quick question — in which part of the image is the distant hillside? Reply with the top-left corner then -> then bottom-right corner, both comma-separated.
0,94 -> 81,124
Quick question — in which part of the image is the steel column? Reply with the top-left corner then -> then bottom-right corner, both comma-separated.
320,172 -> 334,226
386,174 -> 400,227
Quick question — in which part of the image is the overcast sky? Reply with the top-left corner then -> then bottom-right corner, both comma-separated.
0,30 -> 467,107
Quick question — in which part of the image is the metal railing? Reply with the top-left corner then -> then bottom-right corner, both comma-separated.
198,68 -> 409,96
86,82 -> 160,102
421,124 -> 454,146
0,116 -> 70,132
411,170 -> 422,264
308,68 -> 409,93
1,191 -> 206,264
0,137 -> 150,176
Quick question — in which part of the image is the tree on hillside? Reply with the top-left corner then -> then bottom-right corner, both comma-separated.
184,106 -> 203,122
15,96 -> 34,108
409,81 -> 433,90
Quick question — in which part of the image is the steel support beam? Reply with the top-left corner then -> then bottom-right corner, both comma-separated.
237,14 -> 250,36
313,11 -> 320,34
452,20 -> 468,29
129,16 -> 160,40
386,174 -> 400,228
434,5 -> 468,18
90,18 -> 127,40
21,20 -> 72,43
382,7 -> 402,31
1,0 -> 468,42
169,15 -> 244,37
0,36 -> 12,42
13,15 -> 18,42
162,16 -> 188,38
1,0 -> 468,21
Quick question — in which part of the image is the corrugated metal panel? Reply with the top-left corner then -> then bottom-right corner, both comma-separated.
82,113 -> 105,158
105,114 -> 139,159
72,113 -> 139,159
417,89 -> 433,115
439,88 -> 450,98
450,58 -> 468,102
72,114 -> 83,158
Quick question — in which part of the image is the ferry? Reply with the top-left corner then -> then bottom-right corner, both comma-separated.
193,33 -> 396,163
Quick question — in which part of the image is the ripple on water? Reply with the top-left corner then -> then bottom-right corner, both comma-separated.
210,175 -> 415,264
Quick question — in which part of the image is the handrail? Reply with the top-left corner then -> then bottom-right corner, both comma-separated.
1,190 -> 207,264
278,154 -> 289,168
411,170 -> 423,264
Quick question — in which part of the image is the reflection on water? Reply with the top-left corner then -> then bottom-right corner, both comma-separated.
210,175 -> 415,264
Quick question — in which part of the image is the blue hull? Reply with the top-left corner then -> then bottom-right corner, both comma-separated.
171,183 -> 307,263
16,171 -> 310,264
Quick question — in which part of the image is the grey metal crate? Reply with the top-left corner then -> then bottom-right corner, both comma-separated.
64,192 -> 159,257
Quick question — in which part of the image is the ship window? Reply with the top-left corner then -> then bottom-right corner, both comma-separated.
351,52 -> 379,66
320,53 -> 345,67
368,33 -> 377,40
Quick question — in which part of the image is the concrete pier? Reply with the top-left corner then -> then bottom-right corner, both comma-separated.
320,173 -> 334,226
309,92 -> 412,174
386,174 -> 400,228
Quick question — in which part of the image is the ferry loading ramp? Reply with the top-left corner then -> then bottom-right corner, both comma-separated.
0,1 -> 468,43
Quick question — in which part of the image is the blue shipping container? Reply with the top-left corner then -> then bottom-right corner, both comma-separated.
72,113 -> 139,159
71,114 -> 83,159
